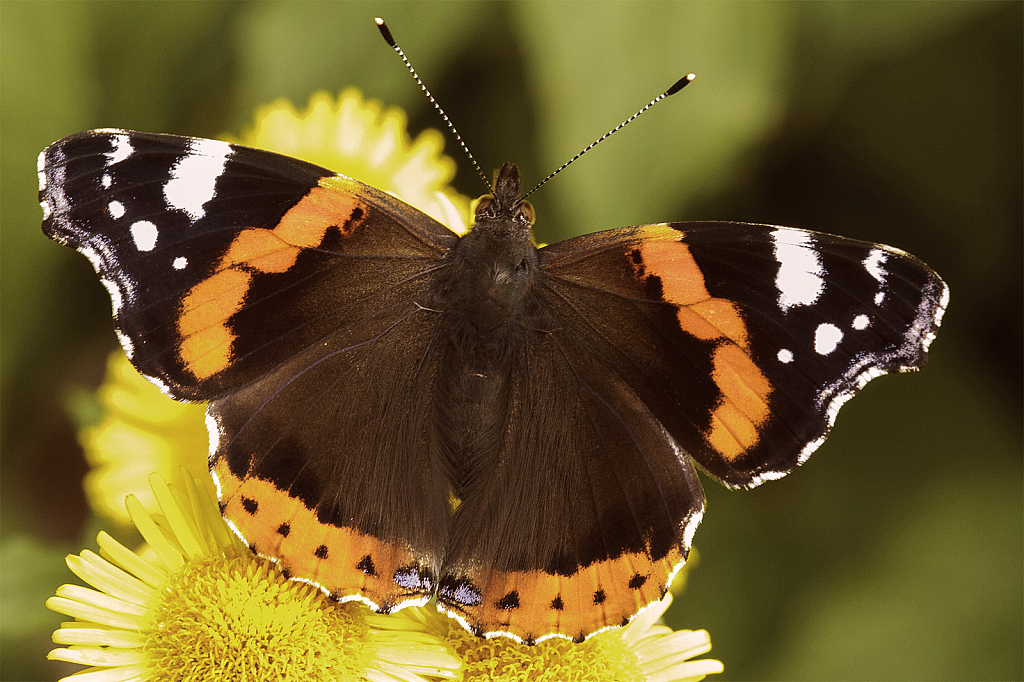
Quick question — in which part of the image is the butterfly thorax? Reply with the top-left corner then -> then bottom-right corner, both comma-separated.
438,163 -> 541,354
431,163 -> 546,496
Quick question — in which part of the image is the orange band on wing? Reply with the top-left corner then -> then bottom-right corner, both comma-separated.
632,227 -> 773,461
634,229 -> 749,349
177,178 -> 363,380
177,269 -> 252,379
443,545 -> 685,643
213,458 -> 432,611
706,339 -> 772,460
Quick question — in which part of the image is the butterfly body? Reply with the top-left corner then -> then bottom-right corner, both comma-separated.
40,129 -> 947,643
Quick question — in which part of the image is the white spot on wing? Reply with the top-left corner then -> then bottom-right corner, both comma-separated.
681,507 -> 703,551
130,220 -> 158,251
141,373 -> 173,396
105,134 -> 134,166
210,460 -> 224,498
777,348 -> 794,363
934,283 -> 949,328
754,470 -> 788,485
864,248 -> 888,283
42,157 -> 70,228
108,200 -> 125,219
79,245 -> 106,275
814,323 -> 843,355
772,228 -> 824,311
164,138 -> 232,221
852,314 -> 870,330
874,291 -> 885,306
40,200 -> 51,220
37,150 -> 47,191
173,256 -> 188,270
101,174 -> 112,189
922,283 -> 950,353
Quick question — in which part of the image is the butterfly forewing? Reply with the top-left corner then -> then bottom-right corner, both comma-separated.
540,222 -> 948,488
40,130 -> 458,400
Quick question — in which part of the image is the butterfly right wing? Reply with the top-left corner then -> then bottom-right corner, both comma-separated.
434,323 -> 706,643
537,221 -> 947,489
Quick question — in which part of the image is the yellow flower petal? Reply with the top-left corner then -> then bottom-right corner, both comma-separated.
95,532 -> 167,589
52,626 -> 146,649
65,551 -> 154,606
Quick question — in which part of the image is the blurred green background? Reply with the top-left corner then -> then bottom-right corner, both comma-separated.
2,2 -> 1020,680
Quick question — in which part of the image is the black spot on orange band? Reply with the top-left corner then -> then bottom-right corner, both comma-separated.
497,591 -> 520,610
357,555 -> 377,577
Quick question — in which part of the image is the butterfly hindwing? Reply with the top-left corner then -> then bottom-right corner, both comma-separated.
211,296 -> 451,611
540,222 -> 948,488
436,321 -> 705,643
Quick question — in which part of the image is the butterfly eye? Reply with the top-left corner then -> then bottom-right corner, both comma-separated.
474,196 -> 495,217
517,201 -> 535,225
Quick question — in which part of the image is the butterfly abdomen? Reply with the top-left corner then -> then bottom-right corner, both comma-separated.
430,225 -> 544,497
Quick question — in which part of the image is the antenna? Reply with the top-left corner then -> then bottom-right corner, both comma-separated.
520,73 -> 695,202
375,18 -> 493,192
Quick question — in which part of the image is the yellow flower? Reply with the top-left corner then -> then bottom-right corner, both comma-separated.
47,472 -> 461,682
443,593 -> 722,682
236,87 -> 470,233
80,352 -> 209,525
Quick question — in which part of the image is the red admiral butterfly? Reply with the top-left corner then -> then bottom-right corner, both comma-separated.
38,54 -> 946,647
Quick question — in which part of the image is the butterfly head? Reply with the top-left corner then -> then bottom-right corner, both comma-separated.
473,163 -> 535,241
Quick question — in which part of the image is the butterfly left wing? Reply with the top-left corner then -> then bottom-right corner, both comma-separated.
537,221 -> 948,489
40,130 -> 461,612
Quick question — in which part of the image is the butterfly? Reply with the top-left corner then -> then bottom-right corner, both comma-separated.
39,128 -> 947,643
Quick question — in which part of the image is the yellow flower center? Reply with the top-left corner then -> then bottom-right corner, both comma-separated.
447,626 -> 644,681
145,554 -> 370,681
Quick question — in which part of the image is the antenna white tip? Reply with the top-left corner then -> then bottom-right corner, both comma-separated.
375,18 -> 396,47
